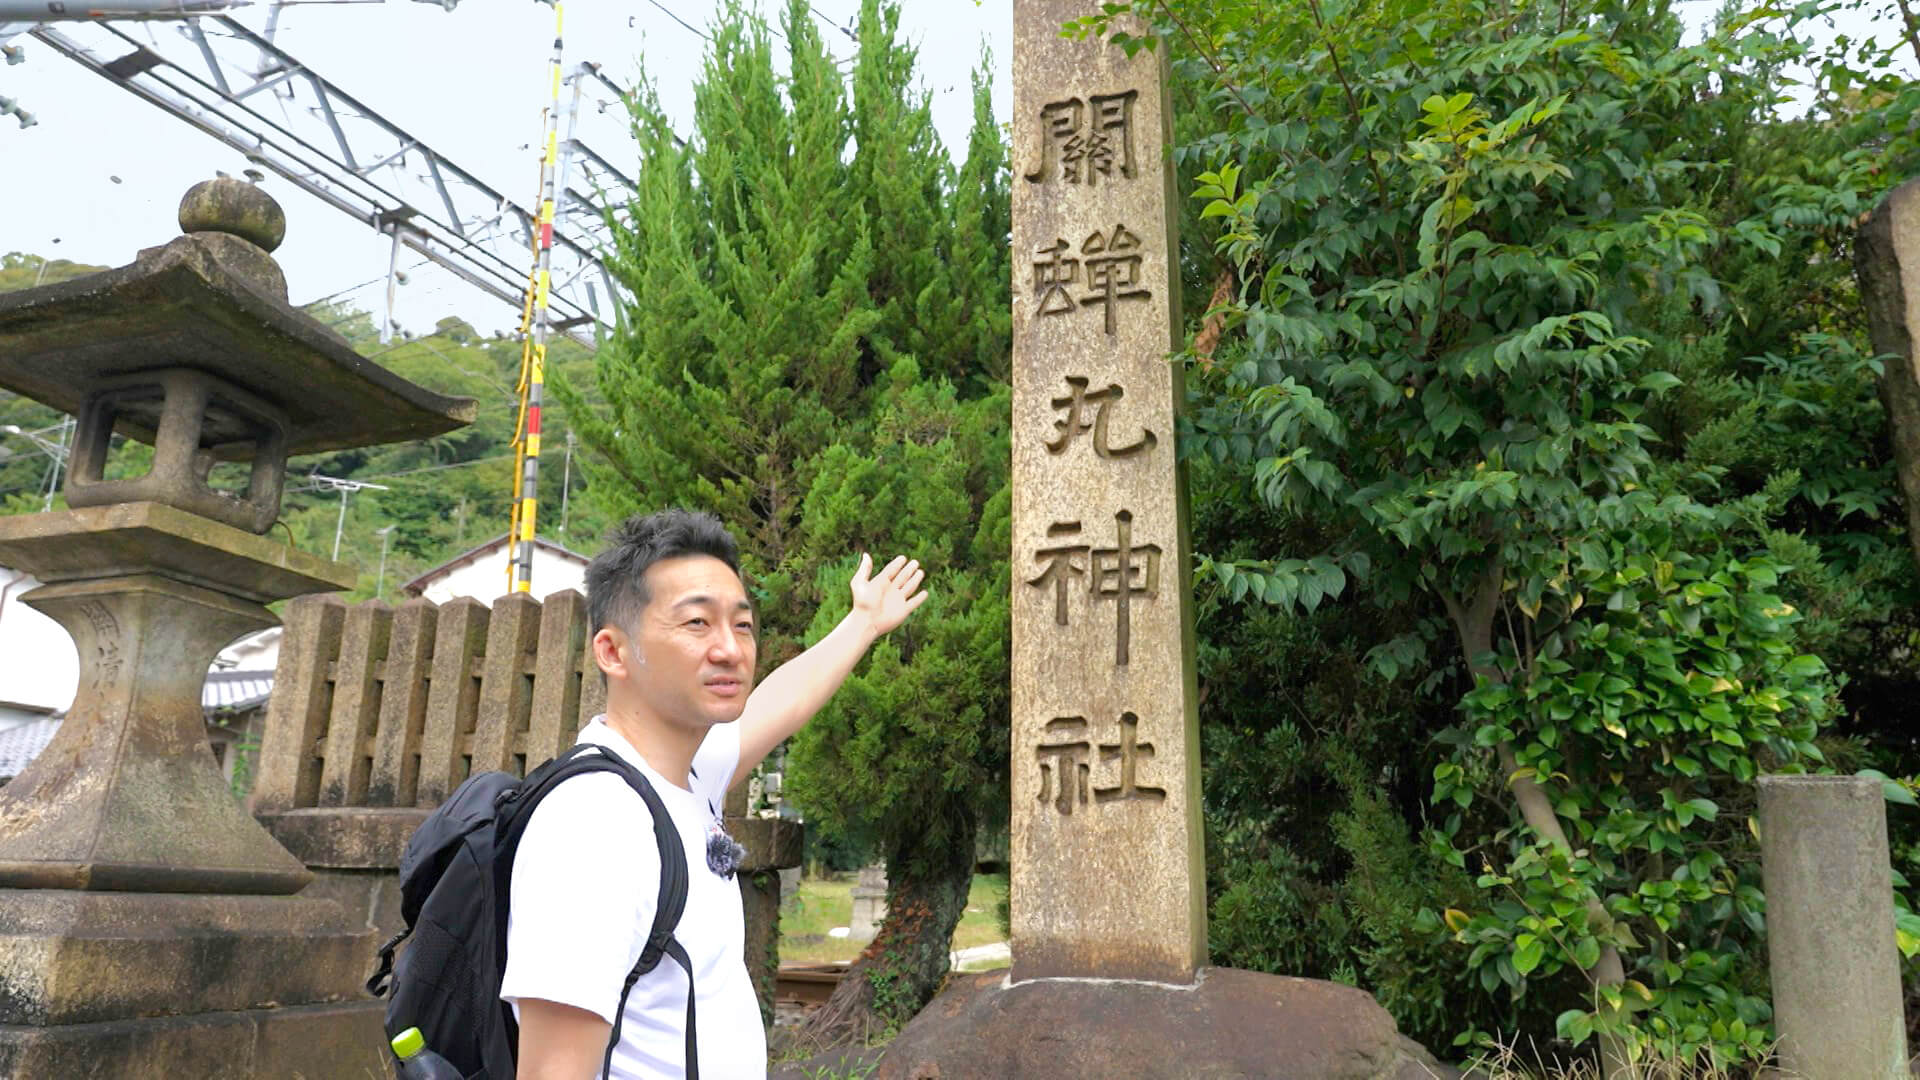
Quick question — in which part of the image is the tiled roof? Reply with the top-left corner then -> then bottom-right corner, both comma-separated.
203,669 -> 275,713
0,671 -> 274,779
0,716 -> 60,779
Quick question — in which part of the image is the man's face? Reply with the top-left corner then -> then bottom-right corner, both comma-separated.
622,554 -> 758,732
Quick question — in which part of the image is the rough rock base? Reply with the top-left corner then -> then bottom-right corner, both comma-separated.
870,968 -> 1453,1080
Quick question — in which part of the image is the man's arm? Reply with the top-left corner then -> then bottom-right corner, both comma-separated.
516,998 -> 611,1080
735,553 -> 927,779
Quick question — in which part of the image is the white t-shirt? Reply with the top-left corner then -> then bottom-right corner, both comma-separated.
500,717 -> 766,1079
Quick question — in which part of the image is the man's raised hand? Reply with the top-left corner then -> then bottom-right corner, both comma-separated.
850,553 -> 929,636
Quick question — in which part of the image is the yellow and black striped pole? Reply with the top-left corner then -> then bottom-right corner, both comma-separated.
509,0 -> 564,594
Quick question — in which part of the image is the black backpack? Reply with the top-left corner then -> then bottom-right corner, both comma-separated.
366,742 -> 699,1079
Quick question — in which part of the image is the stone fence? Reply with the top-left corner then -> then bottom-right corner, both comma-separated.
249,589 -> 605,941
253,589 -> 605,813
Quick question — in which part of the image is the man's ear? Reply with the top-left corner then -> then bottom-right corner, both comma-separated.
592,626 -> 632,682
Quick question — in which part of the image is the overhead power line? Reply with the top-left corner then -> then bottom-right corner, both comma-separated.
303,254 -> 438,312
644,0 -> 707,40
810,4 -> 856,42
30,13 -> 634,345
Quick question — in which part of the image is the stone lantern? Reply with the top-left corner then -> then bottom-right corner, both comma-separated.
0,179 -> 474,1075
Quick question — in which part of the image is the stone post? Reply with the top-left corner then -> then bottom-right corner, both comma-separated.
1856,178 -> 1920,574
1757,775 -> 1908,1079
1010,0 -> 1205,983
860,5 -> 1458,1074
724,776 -> 802,1025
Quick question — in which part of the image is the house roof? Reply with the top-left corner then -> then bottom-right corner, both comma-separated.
0,716 -> 60,780
399,532 -> 592,597
2,707 -> 262,780
204,669 -> 275,713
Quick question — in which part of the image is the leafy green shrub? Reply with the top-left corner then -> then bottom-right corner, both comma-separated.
1434,540 -> 1831,1064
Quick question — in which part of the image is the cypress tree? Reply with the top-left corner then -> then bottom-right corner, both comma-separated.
555,0 -> 1011,1040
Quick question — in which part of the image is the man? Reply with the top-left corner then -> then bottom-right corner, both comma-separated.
501,508 -> 926,1079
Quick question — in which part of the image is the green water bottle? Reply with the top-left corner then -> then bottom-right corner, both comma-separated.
390,1027 -> 463,1079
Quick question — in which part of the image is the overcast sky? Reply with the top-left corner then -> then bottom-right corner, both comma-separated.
0,0 -> 1015,336
0,1 -> 1908,338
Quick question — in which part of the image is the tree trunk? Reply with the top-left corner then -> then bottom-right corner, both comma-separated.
1445,563 -> 1634,1080
795,812 -> 978,1049
1854,184 -> 1920,578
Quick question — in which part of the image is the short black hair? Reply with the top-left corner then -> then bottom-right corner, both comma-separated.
586,509 -> 743,636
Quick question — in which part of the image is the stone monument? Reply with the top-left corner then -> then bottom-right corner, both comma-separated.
0,178 -> 473,1076
863,6 -> 1445,1076
1857,177 -> 1920,576
1007,0 -> 1203,988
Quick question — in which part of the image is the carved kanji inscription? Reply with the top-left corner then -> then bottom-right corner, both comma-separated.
1029,521 -> 1087,627
1024,90 -> 1140,186
1035,711 -> 1166,817
1025,510 -> 1162,665
77,599 -> 123,691
1046,375 -> 1156,458
1035,715 -> 1093,815
1031,225 -> 1152,335
1033,239 -> 1079,317
1095,711 -> 1166,804
1091,509 -> 1159,665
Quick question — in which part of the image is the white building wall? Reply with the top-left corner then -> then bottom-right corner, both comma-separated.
418,546 -> 588,607
0,567 -> 77,717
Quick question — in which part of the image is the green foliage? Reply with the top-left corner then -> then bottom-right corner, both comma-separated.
789,365 -> 1012,869
0,252 -> 101,292
261,308 -> 607,600
226,731 -> 260,801
795,1060 -> 880,1080
1435,541 -> 1829,1062
1190,455 -> 1517,1049
1086,0 -> 1916,1067
556,0 -> 1010,1027
0,255 -> 107,508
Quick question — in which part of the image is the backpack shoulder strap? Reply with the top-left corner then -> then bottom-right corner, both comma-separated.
490,744 -> 610,888
599,760 -> 697,1080
611,764 -> 690,968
